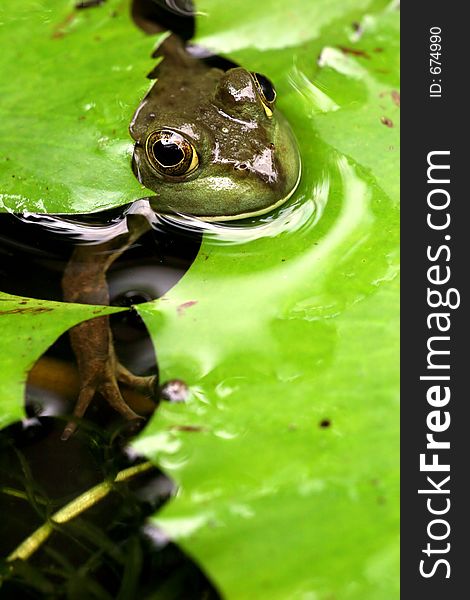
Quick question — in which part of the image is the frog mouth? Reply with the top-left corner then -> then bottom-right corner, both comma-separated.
199,156 -> 302,223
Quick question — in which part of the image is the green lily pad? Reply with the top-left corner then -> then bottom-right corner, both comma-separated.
0,0 -> 163,214
0,292 -> 124,428
195,0 -> 383,53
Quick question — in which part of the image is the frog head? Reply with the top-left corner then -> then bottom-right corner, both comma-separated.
130,65 -> 301,221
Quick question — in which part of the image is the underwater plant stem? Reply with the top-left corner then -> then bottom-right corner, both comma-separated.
6,460 -> 154,563
0,486 -> 46,504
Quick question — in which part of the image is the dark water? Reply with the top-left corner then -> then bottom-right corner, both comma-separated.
0,207 -> 223,598
0,418 -> 219,599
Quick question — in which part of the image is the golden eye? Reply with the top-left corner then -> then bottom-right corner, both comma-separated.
252,72 -> 277,117
145,129 -> 199,179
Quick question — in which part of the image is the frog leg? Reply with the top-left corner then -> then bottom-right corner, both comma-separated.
115,362 -> 158,396
116,361 -> 188,404
61,215 -> 154,439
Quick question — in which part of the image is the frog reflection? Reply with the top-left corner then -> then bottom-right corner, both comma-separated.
61,27 -> 301,438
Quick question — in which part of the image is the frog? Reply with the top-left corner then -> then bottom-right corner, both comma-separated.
60,29 -> 301,439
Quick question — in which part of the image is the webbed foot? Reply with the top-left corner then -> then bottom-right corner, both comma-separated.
61,316 -> 158,441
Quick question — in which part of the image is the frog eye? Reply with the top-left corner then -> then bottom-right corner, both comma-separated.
145,129 -> 199,179
251,72 -> 277,117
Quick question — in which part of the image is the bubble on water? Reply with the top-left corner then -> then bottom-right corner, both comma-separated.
155,513 -> 216,540
132,430 -> 181,456
190,385 -> 211,405
298,479 -> 326,496
230,503 -> 255,519
190,487 -> 223,503
215,377 -> 245,398
213,428 -> 240,440
159,453 -> 190,470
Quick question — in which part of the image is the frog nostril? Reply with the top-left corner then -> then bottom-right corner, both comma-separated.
235,163 -> 248,171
